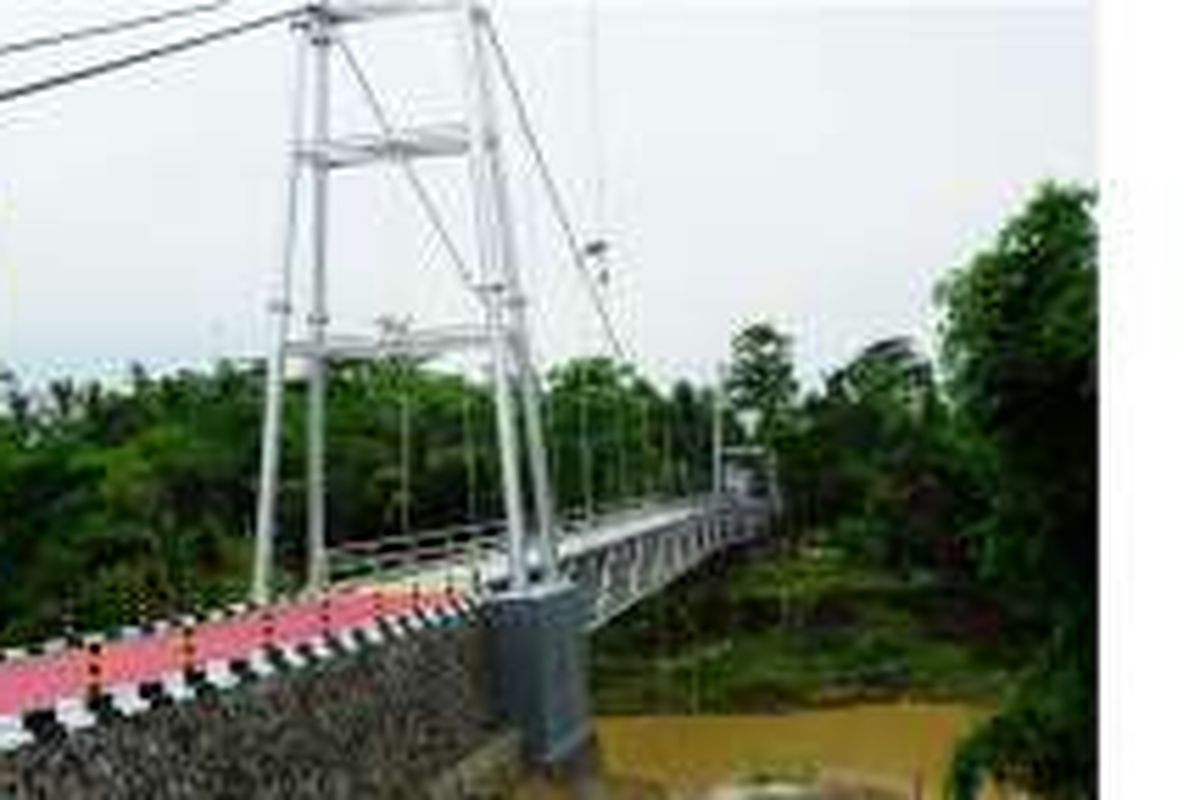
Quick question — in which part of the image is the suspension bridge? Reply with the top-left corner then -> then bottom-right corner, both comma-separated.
0,1 -> 777,794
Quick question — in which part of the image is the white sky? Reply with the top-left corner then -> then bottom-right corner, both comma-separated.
0,0 -> 1092,389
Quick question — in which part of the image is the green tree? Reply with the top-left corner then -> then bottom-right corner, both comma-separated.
727,322 -> 798,441
941,183 -> 1097,799
773,336 -> 980,577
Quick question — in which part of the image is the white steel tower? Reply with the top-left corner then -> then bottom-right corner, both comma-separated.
251,0 -> 558,604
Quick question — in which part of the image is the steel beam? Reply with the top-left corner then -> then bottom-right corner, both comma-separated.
284,324 -> 490,361
299,123 -> 470,168
327,0 -> 462,24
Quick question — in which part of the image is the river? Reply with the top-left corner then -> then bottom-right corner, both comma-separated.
519,703 -> 1011,799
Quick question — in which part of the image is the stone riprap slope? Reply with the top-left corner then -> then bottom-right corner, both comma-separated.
0,610 -> 499,799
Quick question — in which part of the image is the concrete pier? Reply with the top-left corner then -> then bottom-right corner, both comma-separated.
485,581 -> 592,766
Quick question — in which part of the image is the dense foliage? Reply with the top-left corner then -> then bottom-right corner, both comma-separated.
938,184 -> 1096,800
727,183 -> 1095,798
0,358 -> 718,644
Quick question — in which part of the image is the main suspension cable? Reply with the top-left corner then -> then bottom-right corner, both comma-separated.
332,36 -> 478,297
0,1 -> 233,60
0,6 -> 301,106
479,14 -> 628,363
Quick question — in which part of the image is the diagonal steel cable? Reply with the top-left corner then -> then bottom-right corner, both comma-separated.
479,13 -> 628,363
0,1 -> 233,59
332,36 -> 479,297
0,6 -> 301,106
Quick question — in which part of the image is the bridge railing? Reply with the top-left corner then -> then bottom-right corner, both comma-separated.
557,493 -> 713,534
328,519 -> 508,590
328,494 -> 716,586
562,493 -> 773,631
326,492 -> 774,618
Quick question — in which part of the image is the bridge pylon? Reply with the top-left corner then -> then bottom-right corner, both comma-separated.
250,0 -> 559,604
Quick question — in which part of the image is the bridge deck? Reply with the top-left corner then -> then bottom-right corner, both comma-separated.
0,497 -> 756,727
558,500 -> 706,561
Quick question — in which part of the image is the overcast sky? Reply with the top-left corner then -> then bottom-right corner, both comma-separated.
0,0 -> 1092,390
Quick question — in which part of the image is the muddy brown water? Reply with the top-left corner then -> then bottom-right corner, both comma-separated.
518,703 -> 1013,799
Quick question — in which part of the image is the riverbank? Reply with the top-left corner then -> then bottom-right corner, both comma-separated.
590,541 -> 1023,714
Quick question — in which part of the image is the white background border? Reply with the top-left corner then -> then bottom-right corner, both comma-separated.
1102,0 -> 1200,794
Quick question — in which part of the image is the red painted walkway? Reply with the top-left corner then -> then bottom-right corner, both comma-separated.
0,585 -> 459,718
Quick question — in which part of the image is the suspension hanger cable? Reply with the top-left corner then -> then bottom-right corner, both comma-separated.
463,391 -> 478,525
462,387 -> 487,591
586,0 -> 606,239
544,389 -> 556,514
0,6 -> 301,106
584,0 -> 614,295
331,36 -> 478,297
580,388 -> 593,522
0,1 -> 234,60
479,14 -> 628,363
617,389 -> 628,507
400,375 -> 413,539
641,394 -> 652,500
664,400 -> 675,497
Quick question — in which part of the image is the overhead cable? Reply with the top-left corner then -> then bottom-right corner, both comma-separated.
0,1 -> 234,59
585,0 -> 608,247
480,14 -> 628,363
0,6 -> 301,107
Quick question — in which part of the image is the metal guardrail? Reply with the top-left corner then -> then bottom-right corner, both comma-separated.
328,518 -> 508,587
327,494 -> 718,584
326,493 -> 774,630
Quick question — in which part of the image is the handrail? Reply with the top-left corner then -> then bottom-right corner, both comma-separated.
325,493 -> 755,585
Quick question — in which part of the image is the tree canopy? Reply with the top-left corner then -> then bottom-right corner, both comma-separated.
727,322 -> 798,440
938,184 -> 1097,800
0,356 -> 713,643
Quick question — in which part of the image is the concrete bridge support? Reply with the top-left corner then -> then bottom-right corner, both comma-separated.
485,581 -> 592,767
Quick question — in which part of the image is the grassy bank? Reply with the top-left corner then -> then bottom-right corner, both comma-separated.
590,539 -> 1025,714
